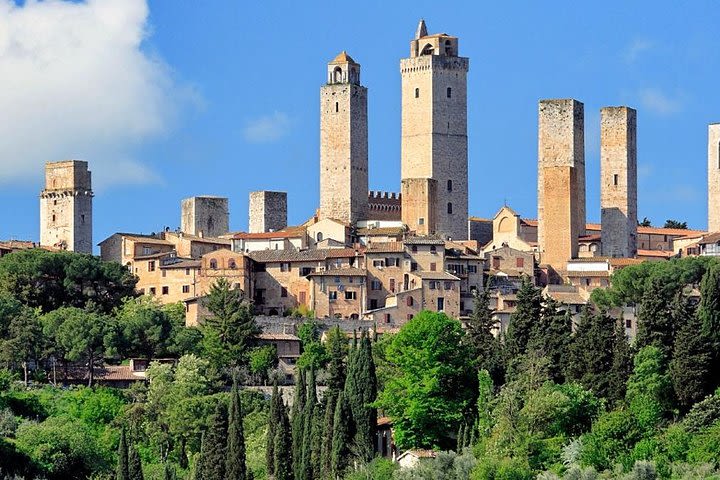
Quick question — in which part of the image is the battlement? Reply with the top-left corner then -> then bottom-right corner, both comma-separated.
369,191 -> 401,200
368,191 -> 401,221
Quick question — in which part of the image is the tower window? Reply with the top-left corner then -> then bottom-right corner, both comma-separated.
52,214 -> 56,222
335,102 -> 339,113
447,87 -> 452,98
447,179 -> 453,192
53,200 -> 57,205
447,202 -> 453,214
613,174 -> 619,186
81,214 -> 85,225
415,88 -> 419,98
333,66 -> 342,83
418,217 -> 425,225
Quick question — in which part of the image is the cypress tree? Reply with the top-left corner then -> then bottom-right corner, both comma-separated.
456,423 -> 465,452
320,393 -> 337,480
530,297 -> 572,384
607,320 -> 633,406
636,278 -> 675,356
505,277 -> 542,369
194,432 -> 205,480
226,380 -> 249,479
565,307 -> 615,399
465,289 -> 504,383
330,392 -> 353,479
698,263 -> 720,389
128,444 -> 144,480
266,381 -> 281,476
325,326 -> 348,395
344,331 -> 377,463
274,401 -> 293,480
116,427 -> 129,480
291,369 -> 307,480
301,368 -> 317,480
670,313 -> 714,410
309,401 -> 324,479
163,463 -> 176,480
197,401 -> 228,480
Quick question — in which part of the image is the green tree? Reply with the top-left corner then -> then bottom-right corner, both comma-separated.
505,278 -> 542,365
53,307 -> 109,386
110,296 -> 177,360
274,400 -> 293,480
331,391 -> 353,479
636,278 -> 675,357
196,401 -> 228,480
248,345 -> 278,385
266,382 -> 281,477
565,307 -> 615,399
128,443 -> 144,480
320,392 -> 337,479
698,262 -> 720,389
0,305 -> 42,386
344,330 -> 378,463
663,219 -> 688,229
626,346 -> 674,432
291,369 -> 307,480
530,297 -> 572,384
639,217 -> 652,227
465,289 -> 504,383
225,380 -> 249,479
301,368 -> 318,480
325,325 -> 348,396
608,320 -> 633,406
201,278 -> 259,369
0,249 -> 136,313
375,311 -> 475,449
116,427 -> 129,480
670,313 -> 714,411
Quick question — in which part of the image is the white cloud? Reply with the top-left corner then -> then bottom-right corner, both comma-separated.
623,38 -> 653,64
242,112 -> 292,143
638,88 -> 683,116
0,0 -> 196,188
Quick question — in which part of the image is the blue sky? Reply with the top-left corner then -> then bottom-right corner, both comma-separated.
2,0 -> 719,248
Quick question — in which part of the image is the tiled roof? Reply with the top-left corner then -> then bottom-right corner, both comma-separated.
124,235 -> 173,246
404,236 -> 445,245
609,257 -> 644,267
233,227 -> 306,240
547,291 -> 589,305
308,268 -> 366,277
411,271 -> 460,281
579,234 -> 602,242
698,232 -> 720,245
330,50 -> 357,64
366,242 -> 406,253
0,240 -> 35,249
248,247 -> 357,263
637,249 -> 675,258
257,333 -> 300,341
57,365 -> 146,382
356,227 -> 405,236
518,219 -> 704,238
134,251 -> 176,260
161,259 -> 201,269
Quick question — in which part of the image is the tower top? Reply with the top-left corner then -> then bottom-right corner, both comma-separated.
326,51 -> 361,85
415,19 -> 428,39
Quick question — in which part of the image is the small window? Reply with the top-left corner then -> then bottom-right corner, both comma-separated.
335,102 -> 339,113
444,281 -> 452,290
415,88 -> 419,98
516,257 -> 524,268
430,245 -> 437,254
411,262 -> 418,271
316,232 -> 323,242
447,179 -> 453,191
52,214 -> 56,222
625,319 -> 632,328
389,278 -> 396,292
429,281 -> 436,290
468,265 -> 477,273
447,202 -> 453,214
161,286 -> 169,295
329,291 -> 337,301
229,259 -> 237,269
418,217 -> 425,225
81,214 -> 85,225
162,270 -> 167,278
371,280 -> 382,291
280,263 -> 291,272
185,268 -> 191,275
182,285 -> 190,294
281,287 -> 288,298
411,245 -> 418,253
492,257 -> 500,269
447,87 -> 452,98
406,296 -> 414,307
613,174 -> 619,186
345,291 -> 357,300
53,200 -> 57,205
385,313 -> 391,324
149,287 -> 156,295
430,262 -> 437,272
437,297 -> 444,311
148,261 -> 156,272
209,259 -> 217,269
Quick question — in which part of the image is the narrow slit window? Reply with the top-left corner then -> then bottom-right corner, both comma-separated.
447,87 -> 452,98
447,202 -> 453,214
613,174 -> 619,186
335,102 -> 339,113
415,88 -> 419,98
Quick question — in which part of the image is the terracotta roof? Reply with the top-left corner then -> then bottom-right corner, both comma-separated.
366,242 -> 406,253
565,270 -> 610,277
545,291 -> 588,305
161,259 -> 201,269
248,247 -> 357,263
356,227 -> 405,236
579,234 -> 602,242
134,251 -> 176,260
567,257 -> 610,263
609,257 -> 644,267
308,268 -> 366,277
411,271 -> 460,281
376,416 -> 392,427
638,226 -> 705,237
0,240 -> 36,249
698,232 -> 720,245
257,333 -> 300,341
124,235 -> 172,246
404,236 -> 445,245
233,227 -> 306,240
330,50 -> 357,64
57,365 -> 146,382
637,249 -> 675,258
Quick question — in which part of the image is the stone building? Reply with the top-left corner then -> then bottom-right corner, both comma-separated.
319,52 -> 368,224
39,160 -> 93,253
708,124 -> 720,232
180,196 -> 229,238
249,191 -> 287,233
400,20 -> 469,240
537,99 -> 585,268
601,106 -> 637,257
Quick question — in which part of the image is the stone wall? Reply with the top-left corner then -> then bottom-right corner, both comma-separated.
180,196 -> 229,238
249,191 -> 287,233
401,178 -> 437,235
601,107 -> 637,257
709,124 -> 720,232
39,160 -> 93,253
367,191 -> 402,221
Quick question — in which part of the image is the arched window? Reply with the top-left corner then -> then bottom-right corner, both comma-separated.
228,259 -> 237,269
209,259 -> 217,269
406,296 -> 414,307
447,179 -> 453,191
421,44 -> 434,56
316,232 -> 323,242
447,202 -> 453,214
333,67 -> 342,83
415,88 -> 419,98
447,87 -> 452,98
444,40 -> 453,56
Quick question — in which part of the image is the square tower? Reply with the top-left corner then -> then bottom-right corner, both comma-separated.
538,99 -> 586,267
708,124 -> 720,232
400,20 -> 469,240
39,160 -> 93,253
601,106 -> 637,257
319,51 -> 368,224
249,191 -> 287,233
181,196 -> 229,238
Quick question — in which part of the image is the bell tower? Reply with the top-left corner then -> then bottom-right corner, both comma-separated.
319,51 -> 369,224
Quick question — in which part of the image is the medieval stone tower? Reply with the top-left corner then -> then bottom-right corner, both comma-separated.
538,99 -> 586,268
708,124 -> 720,232
400,20 -> 469,240
39,160 -> 93,253
181,196 -> 229,238
249,191 -> 287,233
319,51 -> 368,224
601,106 -> 637,257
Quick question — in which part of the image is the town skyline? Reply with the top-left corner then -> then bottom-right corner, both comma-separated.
2,1 -> 720,246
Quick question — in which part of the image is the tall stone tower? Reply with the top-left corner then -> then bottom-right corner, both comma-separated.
181,196 -> 229,238
601,106 -> 637,257
39,160 -> 93,253
708,124 -> 720,232
401,20 -> 469,240
537,99 -> 585,267
249,191 -> 287,233
319,51 -> 368,224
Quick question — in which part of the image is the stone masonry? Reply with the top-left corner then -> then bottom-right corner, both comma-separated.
181,196 -> 229,238
538,99 -> 585,267
601,106 -> 637,257
249,191 -> 287,233
39,160 -> 93,253
319,52 -> 368,224
401,20 -> 469,240
401,178 -> 437,236
708,124 -> 720,232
